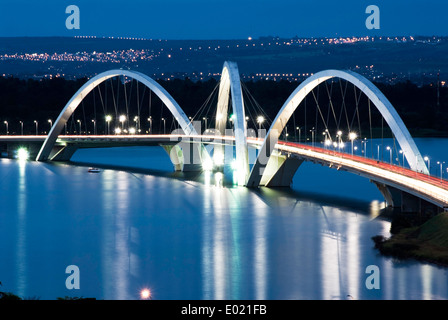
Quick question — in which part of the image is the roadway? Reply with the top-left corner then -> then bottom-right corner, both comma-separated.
1,134 -> 447,208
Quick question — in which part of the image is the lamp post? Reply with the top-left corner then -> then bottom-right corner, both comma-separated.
437,161 -> 445,180
362,138 -> 367,157
4,121 -> 8,135
91,119 -> 96,135
77,119 -> 82,134
424,156 -> 430,175
119,115 -> 126,130
310,127 -> 315,147
296,126 -> 301,142
337,130 -> 342,143
34,120 -> 38,135
386,146 -> 392,164
348,132 -> 357,156
19,121 -> 23,135
134,116 -> 139,132
48,119 -> 52,132
399,150 -> 405,167
336,130 -> 342,151
148,116 -> 152,134
322,130 -> 329,148
203,117 -> 208,130
105,115 -> 112,135
257,116 -> 265,131
162,117 -> 166,134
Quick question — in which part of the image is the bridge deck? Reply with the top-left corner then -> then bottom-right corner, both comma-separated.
1,134 -> 447,207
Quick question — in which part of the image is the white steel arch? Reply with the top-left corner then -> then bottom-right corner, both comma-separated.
213,61 -> 249,186
247,69 -> 429,187
36,69 -> 200,161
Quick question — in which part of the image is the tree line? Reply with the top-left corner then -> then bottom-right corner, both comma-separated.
0,76 -> 446,137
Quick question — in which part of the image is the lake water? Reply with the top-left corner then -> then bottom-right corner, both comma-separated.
1,138 -> 448,300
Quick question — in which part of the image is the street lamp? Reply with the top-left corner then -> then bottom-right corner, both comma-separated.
161,117 -> 166,134
91,119 -> 96,135
77,119 -> 82,134
399,150 -> 405,167
119,115 -> 126,130
437,161 -> 445,180
34,120 -> 38,135
310,127 -> 315,147
322,130 -> 330,147
203,117 -> 208,130
134,116 -> 139,132
296,126 -> 301,142
348,132 -> 357,155
362,138 -> 367,157
48,119 -> 53,131
256,115 -> 265,131
336,130 -> 343,149
4,121 -> 8,135
148,116 -> 152,134
424,156 -> 430,175
337,130 -> 342,140
19,121 -> 23,135
386,146 -> 392,164
105,115 -> 112,135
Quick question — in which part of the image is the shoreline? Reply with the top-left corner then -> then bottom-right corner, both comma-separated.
372,212 -> 448,267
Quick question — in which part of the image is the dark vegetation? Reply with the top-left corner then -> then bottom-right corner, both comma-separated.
0,282 -> 95,300
0,76 -> 446,137
373,213 -> 448,266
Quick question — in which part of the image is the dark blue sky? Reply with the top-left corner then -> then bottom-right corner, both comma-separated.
0,0 -> 446,39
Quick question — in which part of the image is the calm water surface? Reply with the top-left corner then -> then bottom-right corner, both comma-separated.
1,138 -> 448,300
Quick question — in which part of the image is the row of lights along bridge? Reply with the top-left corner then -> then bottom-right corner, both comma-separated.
2,116 -> 446,180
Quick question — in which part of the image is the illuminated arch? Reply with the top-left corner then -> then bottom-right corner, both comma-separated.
36,69 -> 200,161
247,69 -> 429,187
213,61 -> 249,186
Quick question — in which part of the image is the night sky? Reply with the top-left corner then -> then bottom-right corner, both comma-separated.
0,0 -> 446,39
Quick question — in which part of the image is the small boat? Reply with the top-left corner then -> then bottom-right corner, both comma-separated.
88,167 -> 101,173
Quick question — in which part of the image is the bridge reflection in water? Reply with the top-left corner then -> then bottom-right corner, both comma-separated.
3,150 -> 447,299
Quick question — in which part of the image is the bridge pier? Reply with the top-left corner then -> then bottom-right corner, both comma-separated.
161,142 -> 204,172
372,181 -> 443,216
259,152 -> 303,187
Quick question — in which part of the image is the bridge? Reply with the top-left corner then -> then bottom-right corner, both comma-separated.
1,62 -> 447,214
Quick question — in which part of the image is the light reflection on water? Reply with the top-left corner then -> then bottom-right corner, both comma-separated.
0,139 -> 448,300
